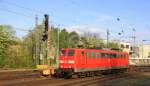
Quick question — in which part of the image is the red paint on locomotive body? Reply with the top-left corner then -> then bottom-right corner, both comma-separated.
59,48 -> 129,73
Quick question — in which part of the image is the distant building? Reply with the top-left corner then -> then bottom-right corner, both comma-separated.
119,42 -> 131,54
102,39 -> 141,58
111,40 -> 139,58
139,44 -> 150,58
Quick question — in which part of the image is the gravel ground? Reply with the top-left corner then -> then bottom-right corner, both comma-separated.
90,72 -> 150,86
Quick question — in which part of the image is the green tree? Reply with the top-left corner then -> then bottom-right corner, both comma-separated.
22,24 -> 44,66
108,42 -> 119,49
59,29 -> 69,48
68,31 -> 80,48
0,25 -> 16,67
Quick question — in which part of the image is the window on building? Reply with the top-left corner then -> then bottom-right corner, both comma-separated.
130,47 -> 133,50
148,52 -> 150,58
126,45 -> 129,49
121,44 -> 124,48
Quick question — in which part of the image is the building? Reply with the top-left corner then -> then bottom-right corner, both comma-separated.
119,42 -> 131,54
112,40 -> 139,58
139,44 -> 150,58
102,39 -> 141,58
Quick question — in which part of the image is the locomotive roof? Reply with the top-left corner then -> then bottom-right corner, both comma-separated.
61,48 -> 128,54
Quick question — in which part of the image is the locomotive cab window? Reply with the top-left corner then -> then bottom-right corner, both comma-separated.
60,50 -> 66,56
68,50 -> 75,56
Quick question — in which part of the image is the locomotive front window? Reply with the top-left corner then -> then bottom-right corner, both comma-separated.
61,50 -> 66,56
68,50 -> 75,56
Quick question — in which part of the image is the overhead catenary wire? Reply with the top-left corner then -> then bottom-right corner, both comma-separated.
0,0 -> 93,29
0,0 -> 45,15
0,0 -> 90,31
0,7 -> 35,19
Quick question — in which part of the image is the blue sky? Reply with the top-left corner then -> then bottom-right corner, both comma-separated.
0,0 -> 150,44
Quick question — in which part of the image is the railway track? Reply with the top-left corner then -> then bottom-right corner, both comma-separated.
128,65 -> 150,72
0,65 -> 150,86
0,69 -> 45,86
2,73 -> 131,86
51,73 -> 131,86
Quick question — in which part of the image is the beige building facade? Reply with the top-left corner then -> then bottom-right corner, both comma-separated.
119,42 -> 131,54
139,44 -> 150,58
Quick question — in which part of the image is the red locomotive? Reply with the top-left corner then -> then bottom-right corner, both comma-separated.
56,48 -> 129,78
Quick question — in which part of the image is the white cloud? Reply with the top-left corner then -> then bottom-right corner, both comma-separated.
86,11 -> 115,22
65,25 -> 106,37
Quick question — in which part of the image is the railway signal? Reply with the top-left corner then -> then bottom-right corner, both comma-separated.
44,14 -> 49,32
42,34 -> 48,41
42,14 -> 49,41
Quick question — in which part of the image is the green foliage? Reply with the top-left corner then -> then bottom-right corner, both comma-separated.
80,34 -> 104,49
59,29 -> 69,48
22,24 -> 44,66
0,25 -> 16,67
108,42 -> 119,49
0,23 -> 120,68
5,44 -> 26,68
67,31 -> 79,48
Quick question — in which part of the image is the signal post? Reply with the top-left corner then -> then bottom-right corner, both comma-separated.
39,14 -> 55,76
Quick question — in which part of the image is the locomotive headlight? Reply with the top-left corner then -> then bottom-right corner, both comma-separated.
68,60 -> 74,64
60,60 -> 64,63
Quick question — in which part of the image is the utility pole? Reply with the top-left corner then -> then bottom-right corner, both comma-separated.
142,40 -> 144,58
56,26 -> 60,68
29,30 -> 34,65
35,15 -> 38,26
107,29 -> 110,48
35,15 -> 38,65
132,28 -> 136,58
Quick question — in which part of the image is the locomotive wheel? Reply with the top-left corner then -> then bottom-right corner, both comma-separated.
86,72 -> 90,77
110,69 -> 116,74
81,72 -> 86,78
94,71 -> 99,76
90,72 -> 94,77
72,74 -> 78,79
95,71 -> 102,76
77,73 -> 82,78
64,72 -> 72,79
